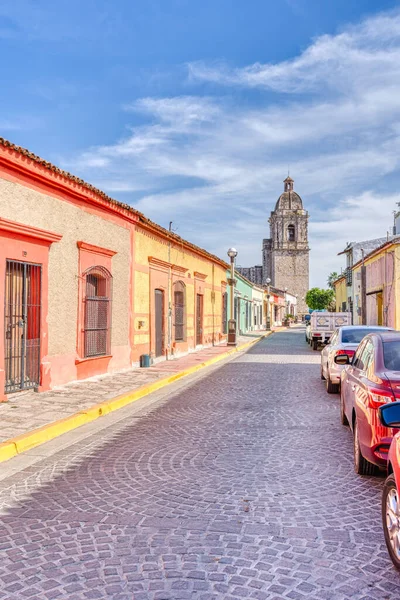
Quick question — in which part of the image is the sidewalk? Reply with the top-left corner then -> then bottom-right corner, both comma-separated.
0,333 -> 268,449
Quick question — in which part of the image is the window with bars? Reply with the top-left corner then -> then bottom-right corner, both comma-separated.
84,266 -> 112,358
173,281 -> 186,342
222,292 -> 228,334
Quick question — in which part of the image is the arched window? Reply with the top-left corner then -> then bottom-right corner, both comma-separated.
288,224 -> 295,242
222,292 -> 228,334
173,281 -> 186,342
84,266 -> 112,357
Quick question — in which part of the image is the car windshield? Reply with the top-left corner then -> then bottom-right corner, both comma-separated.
383,341 -> 400,371
341,328 -> 388,344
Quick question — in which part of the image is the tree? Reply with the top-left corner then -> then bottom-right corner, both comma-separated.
327,271 -> 339,290
305,288 -> 335,311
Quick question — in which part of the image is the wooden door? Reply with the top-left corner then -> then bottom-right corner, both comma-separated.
196,294 -> 203,345
377,292 -> 383,326
155,289 -> 164,357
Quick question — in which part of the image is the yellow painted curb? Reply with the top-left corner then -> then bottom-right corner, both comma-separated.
0,333 -> 269,464
0,441 -> 17,462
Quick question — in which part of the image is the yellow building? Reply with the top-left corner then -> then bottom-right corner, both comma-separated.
334,275 -> 347,313
132,219 -> 228,362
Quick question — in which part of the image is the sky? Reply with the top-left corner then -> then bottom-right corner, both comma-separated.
1,0 -> 400,287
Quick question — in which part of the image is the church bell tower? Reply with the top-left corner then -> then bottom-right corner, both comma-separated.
263,177 -> 309,315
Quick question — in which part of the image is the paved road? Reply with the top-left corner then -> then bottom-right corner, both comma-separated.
1,328 -> 399,599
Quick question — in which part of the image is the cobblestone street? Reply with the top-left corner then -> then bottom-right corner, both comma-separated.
1,328 -> 399,600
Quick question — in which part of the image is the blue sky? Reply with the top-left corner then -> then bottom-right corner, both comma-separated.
1,0 -> 400,286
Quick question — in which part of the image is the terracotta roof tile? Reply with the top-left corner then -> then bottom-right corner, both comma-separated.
0,137 -> 229,269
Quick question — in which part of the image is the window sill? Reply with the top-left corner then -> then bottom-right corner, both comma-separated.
75,354 -> 112,365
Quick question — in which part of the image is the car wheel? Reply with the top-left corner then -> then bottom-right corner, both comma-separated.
313,340 -> 318,351
353,419 -> 377,476
382,474 -> 400,570
320,364 -> 326,380
326,376 -> 339,394
340,388 -> 349,426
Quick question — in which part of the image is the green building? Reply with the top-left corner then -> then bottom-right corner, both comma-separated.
226,270 -> 254,334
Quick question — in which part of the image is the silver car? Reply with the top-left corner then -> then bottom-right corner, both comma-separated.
321,325 -> 394,394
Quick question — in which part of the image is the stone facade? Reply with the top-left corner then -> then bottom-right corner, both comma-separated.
242,177 -> 310,314
236,265 -> 263,285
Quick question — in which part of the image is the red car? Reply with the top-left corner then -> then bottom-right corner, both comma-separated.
378,402 -> 400,569
339,332 -> 400,475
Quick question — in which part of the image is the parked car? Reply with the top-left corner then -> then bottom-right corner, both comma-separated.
321,326 -> 394,394
339,332 -> 400,475
378,402 -> 400,570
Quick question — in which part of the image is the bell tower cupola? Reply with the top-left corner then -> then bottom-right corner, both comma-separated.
284,176 -> 294,192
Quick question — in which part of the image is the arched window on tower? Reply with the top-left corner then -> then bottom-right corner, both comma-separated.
288,224 -> 295,242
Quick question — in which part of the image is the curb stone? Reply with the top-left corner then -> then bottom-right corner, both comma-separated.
0,333 -> 270,464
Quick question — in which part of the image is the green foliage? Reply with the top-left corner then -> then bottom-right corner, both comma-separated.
327,271 -> 339,290
305,288 -> 335,311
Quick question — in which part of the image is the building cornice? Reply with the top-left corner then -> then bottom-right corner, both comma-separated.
77,241 -> 117,258
0,217 -> 62,244
0,144 -> 140,225
194,271 -> 207,280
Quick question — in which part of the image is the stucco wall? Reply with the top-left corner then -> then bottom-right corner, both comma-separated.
365,250 -> 396,328
334,278 -> 347,312
133,227 -> 227,357
0,178 -> 130,359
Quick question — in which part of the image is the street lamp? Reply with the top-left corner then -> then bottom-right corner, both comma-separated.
227,247 -> 238,346
265,277 -> 271,330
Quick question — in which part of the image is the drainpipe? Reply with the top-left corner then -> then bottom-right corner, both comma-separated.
212,263 -> 215,345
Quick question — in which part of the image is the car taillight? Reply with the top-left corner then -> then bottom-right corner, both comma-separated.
367,386 -> 395,408
336,349 -> 355,358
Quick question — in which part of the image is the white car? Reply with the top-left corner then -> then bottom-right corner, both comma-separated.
321,325 -> 394,394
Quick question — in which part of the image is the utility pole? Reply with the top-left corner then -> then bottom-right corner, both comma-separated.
167,222 -> 172,359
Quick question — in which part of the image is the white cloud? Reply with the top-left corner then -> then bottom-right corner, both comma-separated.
310,191 -> 400,285
188,10 -> 400,95
62,9 -> 400,287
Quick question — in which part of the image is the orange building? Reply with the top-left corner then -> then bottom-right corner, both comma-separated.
0,138 -> 228,402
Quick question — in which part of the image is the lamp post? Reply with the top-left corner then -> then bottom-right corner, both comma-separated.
265,277 -> 271,330
227,247 -> 238,346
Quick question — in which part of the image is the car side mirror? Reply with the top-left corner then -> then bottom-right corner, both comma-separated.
379,402 -> 400,427
334,354 -> 350,365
